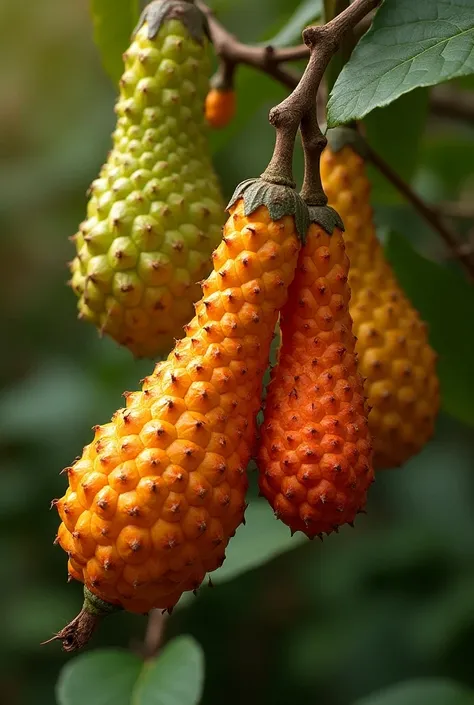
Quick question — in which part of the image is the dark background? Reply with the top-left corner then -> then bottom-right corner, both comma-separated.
1,1 -> 474,704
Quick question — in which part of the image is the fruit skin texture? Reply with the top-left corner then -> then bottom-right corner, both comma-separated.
321,138 -> 440,469
205,88 -> 236,129
257,217 -> 374,538
56,193 -> 302,614
70,2 -> 225,358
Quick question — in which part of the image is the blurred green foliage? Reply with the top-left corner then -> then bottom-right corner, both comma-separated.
1,0 -> 474,704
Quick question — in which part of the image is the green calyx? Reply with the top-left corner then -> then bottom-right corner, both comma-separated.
83,587 -> 122,617
326,126 -> 368,158
227,177 -> 310,243
47,587 -> 122,652
307,205 -> 345,235
134,0 -> 209,44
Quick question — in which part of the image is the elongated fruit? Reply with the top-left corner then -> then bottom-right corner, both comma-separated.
54,178 -> 308,648
321,128 -> 439,469
70,0 -> 225,358
257,206 -> 374,538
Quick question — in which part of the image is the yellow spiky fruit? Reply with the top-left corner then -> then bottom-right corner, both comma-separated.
70,0 -> 225,358
320,128 -> 439,469
54,178 -> 308,648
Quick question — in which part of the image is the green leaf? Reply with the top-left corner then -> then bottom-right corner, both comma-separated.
132,637 -> 204,705
91,0 -> 140,84
0,360 -> 98,442
385,232 -> 474,428
327,0 -> 474,126
176,499 -> 307,610
264,0 -> 322,48
56,649 -> 142,705
354,678 -> 474,705
364,89 -> 429,204
208,499 -> 306,583
410,572 -> 474,658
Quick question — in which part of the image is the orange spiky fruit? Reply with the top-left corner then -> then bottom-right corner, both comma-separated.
321,128 -> 439,469
257,205 -> 374,538
53,177 -> 308,650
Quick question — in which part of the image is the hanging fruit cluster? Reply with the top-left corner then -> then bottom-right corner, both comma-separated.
51,0 -> 440,651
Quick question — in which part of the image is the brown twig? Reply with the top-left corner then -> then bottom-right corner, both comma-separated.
435,202 -> 474,220
300,109 -> 328,205
363,141 -> 474,279
261,0 -> 381,184
446,241 -> 474,259
430,85 -> 474,124
141,609 -> 169,660
198,1 -> 306,89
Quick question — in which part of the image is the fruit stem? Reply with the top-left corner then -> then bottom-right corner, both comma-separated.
261,0 -> 380,190
300,110 -> 328,207
42,588 -> 121,653
210,59 -> 235,91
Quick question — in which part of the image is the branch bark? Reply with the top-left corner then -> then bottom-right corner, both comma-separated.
198,1 -> 306,89
363,141 -> 474,279
141,609 -> 169,660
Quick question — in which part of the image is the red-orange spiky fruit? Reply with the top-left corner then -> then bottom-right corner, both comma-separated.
257,207 -> 374,539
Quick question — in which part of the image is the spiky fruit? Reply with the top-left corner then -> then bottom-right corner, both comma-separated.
320,128 -> 440,469
55,178 -> 308,630
257,207 -> 374,539
70,0 -> 225,358
205,88 -> 236,129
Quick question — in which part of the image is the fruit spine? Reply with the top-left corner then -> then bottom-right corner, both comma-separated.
54,177 -> 308,641
321,128 -> 439,469
257,205 -> 374,538
70,0 -> 225,358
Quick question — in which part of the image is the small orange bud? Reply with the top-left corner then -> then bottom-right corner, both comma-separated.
205,88 -> 236,129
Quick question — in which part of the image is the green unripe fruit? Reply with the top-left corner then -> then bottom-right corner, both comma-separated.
70,0 -> 225,358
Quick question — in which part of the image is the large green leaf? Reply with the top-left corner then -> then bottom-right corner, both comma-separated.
364,89 -> 429,204
328,0 -> 474,126
56,649 -> 142,705
56,638 -> 204,705
212,499 -> 306,583
385,232 -> 474,428
132,637 -> 204,705
354,678 -> 474,705
91,0 -> 140,84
